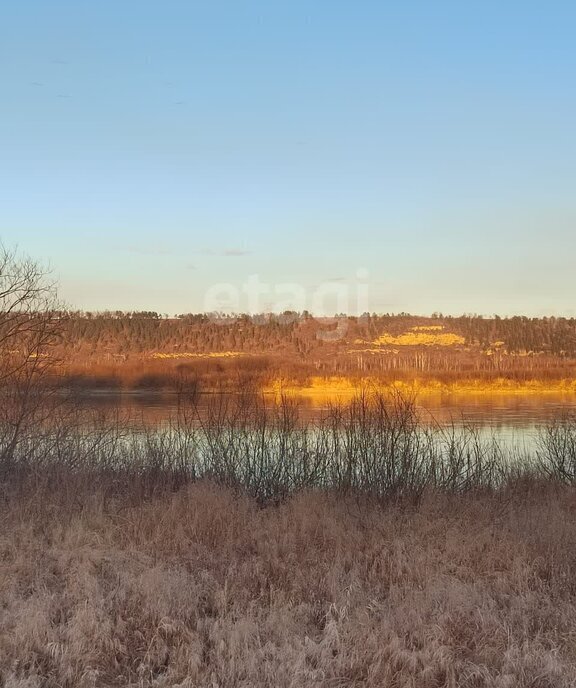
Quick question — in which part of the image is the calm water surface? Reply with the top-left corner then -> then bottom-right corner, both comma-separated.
72,389 -> 576,452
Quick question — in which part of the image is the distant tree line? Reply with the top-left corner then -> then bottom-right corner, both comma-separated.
61,311 -> 576,359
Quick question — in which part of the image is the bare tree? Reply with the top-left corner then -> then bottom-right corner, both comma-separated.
0,245 -> 63,467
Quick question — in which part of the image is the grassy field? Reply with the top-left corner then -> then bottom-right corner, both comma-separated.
2,480 -> 576,687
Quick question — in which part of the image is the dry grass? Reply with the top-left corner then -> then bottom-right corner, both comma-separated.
372,327 -> 466,347
263,375 -> 576,405
2,480 -> 576,687
150,352 -> 246,360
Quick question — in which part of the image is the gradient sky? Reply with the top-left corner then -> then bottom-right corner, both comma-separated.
2,1 -> 576,316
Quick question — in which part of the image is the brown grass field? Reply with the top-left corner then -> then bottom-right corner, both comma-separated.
3,480 -> 576,687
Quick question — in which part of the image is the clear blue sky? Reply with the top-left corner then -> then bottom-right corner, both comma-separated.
2,1 -> 575,316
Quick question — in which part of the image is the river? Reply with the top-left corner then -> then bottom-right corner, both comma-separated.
68,389 -> 576,452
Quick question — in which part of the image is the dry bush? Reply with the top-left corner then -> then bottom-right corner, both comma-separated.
0,391 -> 535,505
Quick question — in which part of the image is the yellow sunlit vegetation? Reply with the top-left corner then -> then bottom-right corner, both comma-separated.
372,326 -> 466,347
150,351 -> 245,360
347,347 -> 401,355
352,325 -> 466,348
264,376 -> 365,401
264,375 -> 576,403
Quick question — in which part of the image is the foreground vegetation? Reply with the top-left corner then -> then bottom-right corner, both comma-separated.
3,477 -> 576,686
2,393 -> 576,685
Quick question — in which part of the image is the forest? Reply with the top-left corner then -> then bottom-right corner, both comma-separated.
51,311 -> 576,391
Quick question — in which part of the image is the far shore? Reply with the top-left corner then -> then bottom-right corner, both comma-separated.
263,376 -> 576,402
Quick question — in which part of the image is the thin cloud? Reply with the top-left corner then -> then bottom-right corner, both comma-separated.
121,244 -> 173,256
198,248 -> 252,257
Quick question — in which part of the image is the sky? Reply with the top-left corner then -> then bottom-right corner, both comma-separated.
2,1 -> 576,316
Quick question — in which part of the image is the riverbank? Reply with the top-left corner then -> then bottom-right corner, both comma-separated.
2,480 -> 576,687
263,376 -> 576,402
50,360 -> 576,399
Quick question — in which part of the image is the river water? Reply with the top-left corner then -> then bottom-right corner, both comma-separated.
70,389 -> 576,452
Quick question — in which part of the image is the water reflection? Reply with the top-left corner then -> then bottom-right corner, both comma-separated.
67,388 -> 576,452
